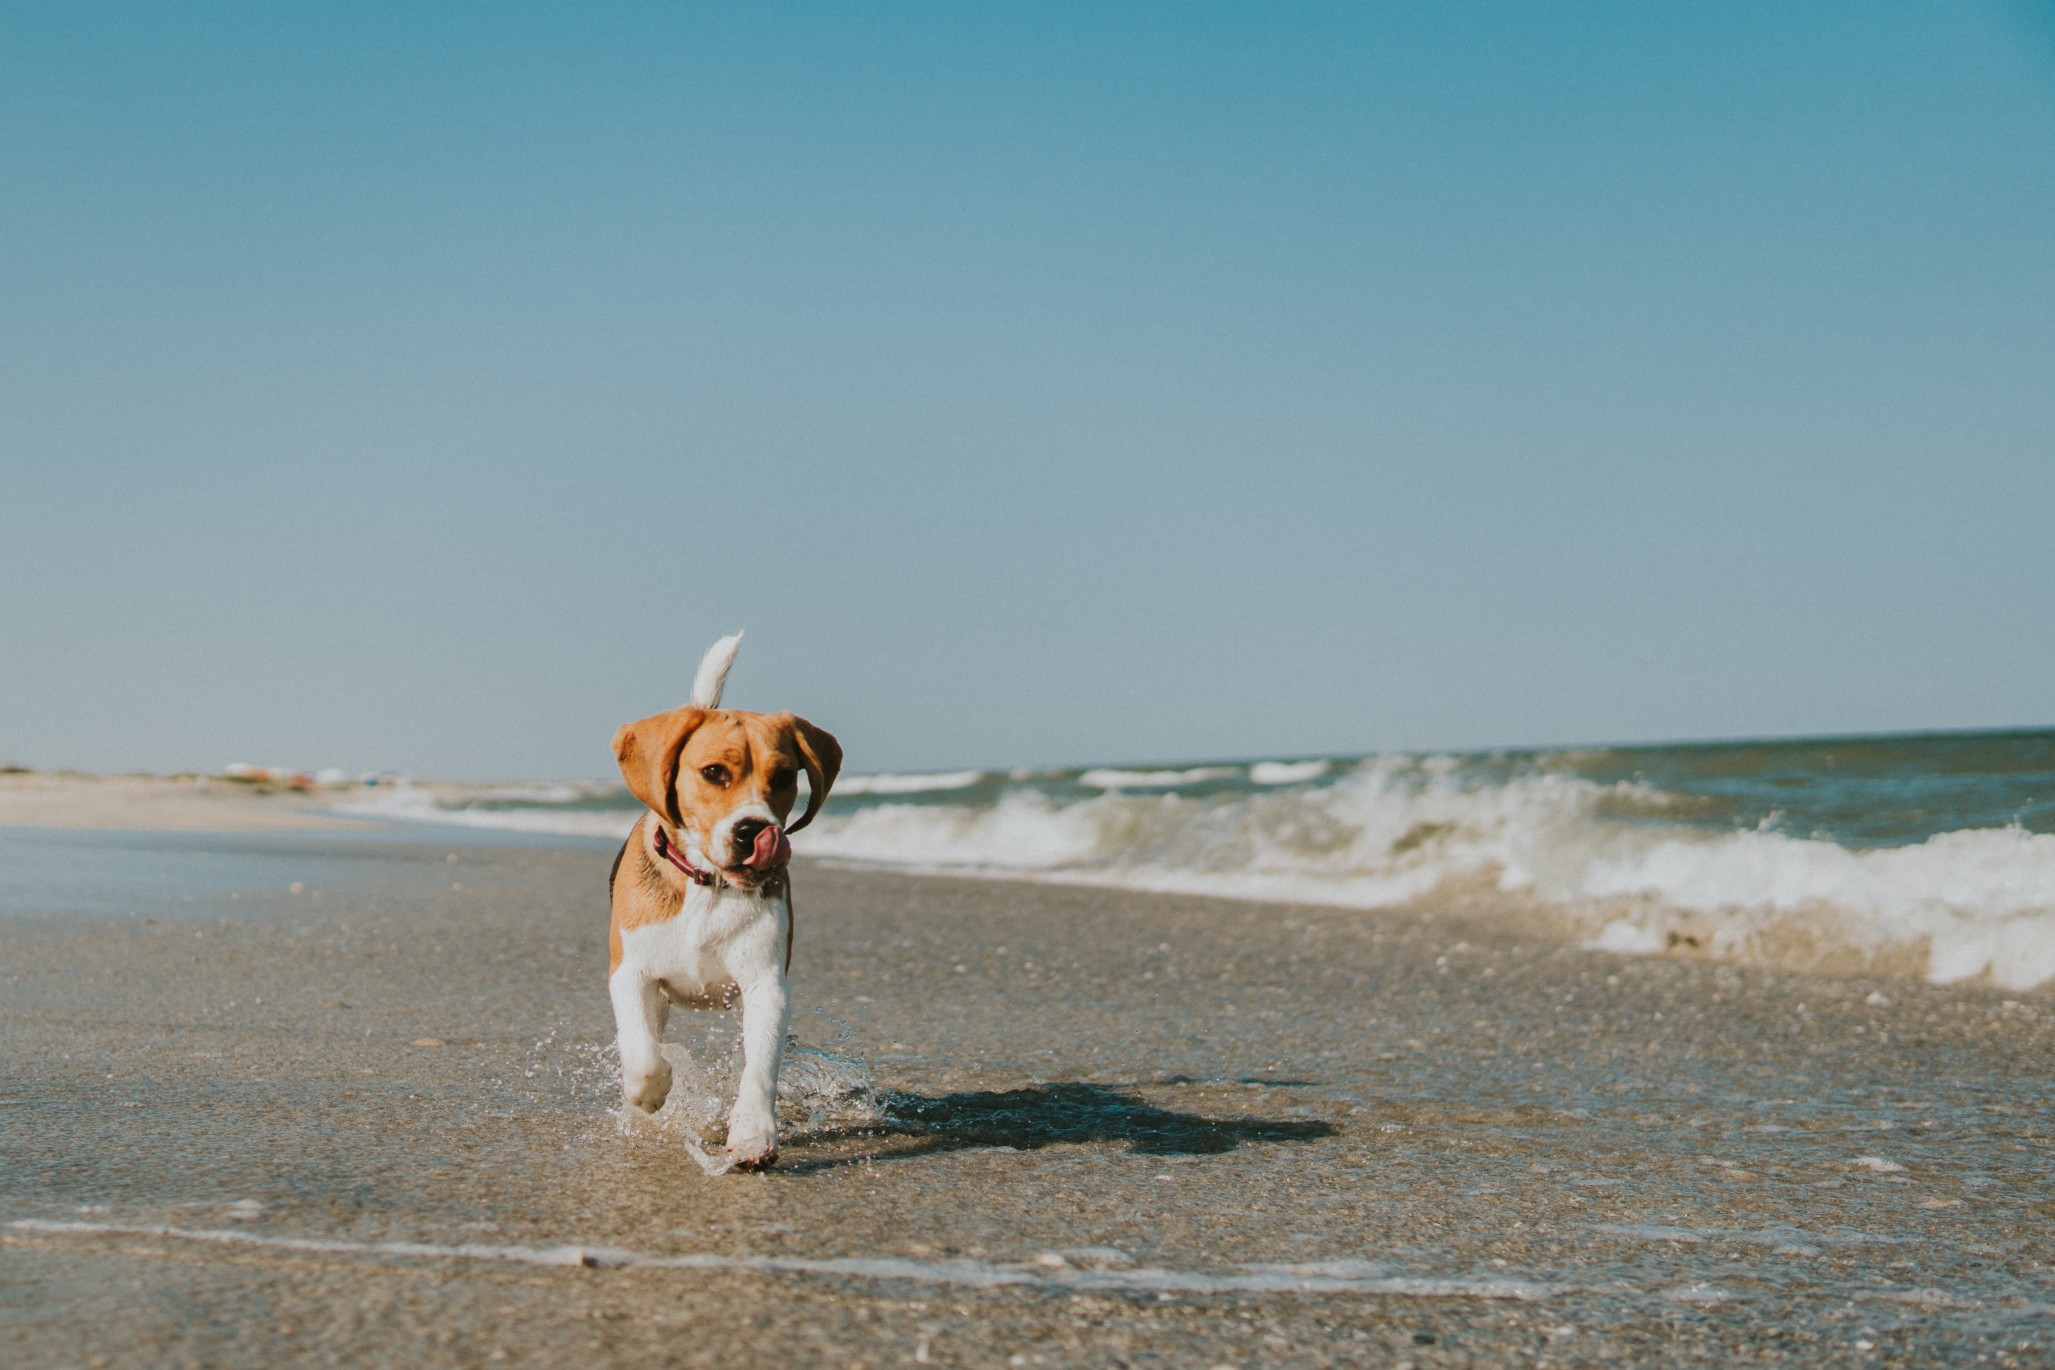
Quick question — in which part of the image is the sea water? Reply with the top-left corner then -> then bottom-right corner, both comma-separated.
339,728 -> 2055,989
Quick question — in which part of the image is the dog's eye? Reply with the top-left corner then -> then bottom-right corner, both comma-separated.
768,768 -> 796,790
699,765 -> 731,787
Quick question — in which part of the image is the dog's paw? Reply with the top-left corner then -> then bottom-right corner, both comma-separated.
622,1062 -> 673,1113
724,1114 -> 779,1170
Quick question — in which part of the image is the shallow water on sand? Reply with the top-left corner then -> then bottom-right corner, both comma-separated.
0,824 -> 608,920
2,831 -> 2052,1366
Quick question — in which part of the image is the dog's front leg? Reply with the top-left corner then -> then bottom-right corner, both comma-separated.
726,970 -> 789,1167
610,969 -> 672,1113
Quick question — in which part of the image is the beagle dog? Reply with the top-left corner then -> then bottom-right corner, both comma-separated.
607,633 -> 842,1168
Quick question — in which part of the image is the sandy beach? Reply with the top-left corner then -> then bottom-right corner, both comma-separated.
2,801 -> 2051,1368
0,771 -> 368,831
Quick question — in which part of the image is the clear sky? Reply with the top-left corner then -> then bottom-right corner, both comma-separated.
3,2 -> 2051,779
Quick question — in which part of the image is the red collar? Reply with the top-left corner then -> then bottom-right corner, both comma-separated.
652,825 -> 717,887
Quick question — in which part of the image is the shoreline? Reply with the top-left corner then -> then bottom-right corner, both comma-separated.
4,768 -> 2050,995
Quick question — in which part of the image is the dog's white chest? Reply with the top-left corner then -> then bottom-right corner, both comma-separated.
617,885 -> 786,999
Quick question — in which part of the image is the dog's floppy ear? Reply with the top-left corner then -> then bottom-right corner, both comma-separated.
613,707 -> 707,826
781,715 -> 842,834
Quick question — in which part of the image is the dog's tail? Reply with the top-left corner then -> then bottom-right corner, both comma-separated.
689,632 -> 744,709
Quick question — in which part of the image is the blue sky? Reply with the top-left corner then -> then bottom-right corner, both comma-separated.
3,2 -> 2051,778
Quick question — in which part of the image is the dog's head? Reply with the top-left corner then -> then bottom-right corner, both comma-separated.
613,707 -> 842,889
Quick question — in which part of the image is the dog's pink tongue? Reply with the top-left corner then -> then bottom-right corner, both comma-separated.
749,824 -> 790,870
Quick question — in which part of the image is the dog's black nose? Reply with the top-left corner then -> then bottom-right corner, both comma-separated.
730,817 -> 769,850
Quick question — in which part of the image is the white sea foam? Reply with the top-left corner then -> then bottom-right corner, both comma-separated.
805,791 -> 1106,871
2,1219 -> 1549,1298
799,760 -> 2055,990
1250,760 -> 1330,785
832,770 -> 985,796
1077,766 -> 1239,789
334,754 -> 2055,989
1564,825 -> 2055,987
334,783 -> 639,839
460,784 -> 591,804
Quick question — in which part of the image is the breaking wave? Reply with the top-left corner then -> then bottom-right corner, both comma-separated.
337,732 -> 2055,989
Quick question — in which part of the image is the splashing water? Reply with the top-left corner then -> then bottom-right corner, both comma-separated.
610,1012 -> 889,1175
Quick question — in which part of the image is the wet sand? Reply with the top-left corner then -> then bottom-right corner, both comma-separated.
2,830 -> 2052,1367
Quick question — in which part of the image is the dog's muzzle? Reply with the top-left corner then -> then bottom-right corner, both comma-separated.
733,819 -> 791,872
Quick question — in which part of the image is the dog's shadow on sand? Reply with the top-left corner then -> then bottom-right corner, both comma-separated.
783,1082 -> 1334,1172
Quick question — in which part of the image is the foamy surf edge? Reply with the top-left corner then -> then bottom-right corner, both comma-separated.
792,772 -> 2055,991
3,1220 -> 1551,1299
334,783 -> 639,839
333,761 -> 2055,991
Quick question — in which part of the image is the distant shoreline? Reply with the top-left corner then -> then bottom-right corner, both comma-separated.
0,770 -> 371,831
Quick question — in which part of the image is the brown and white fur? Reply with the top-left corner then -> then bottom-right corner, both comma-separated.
606,633 -> 842,1169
